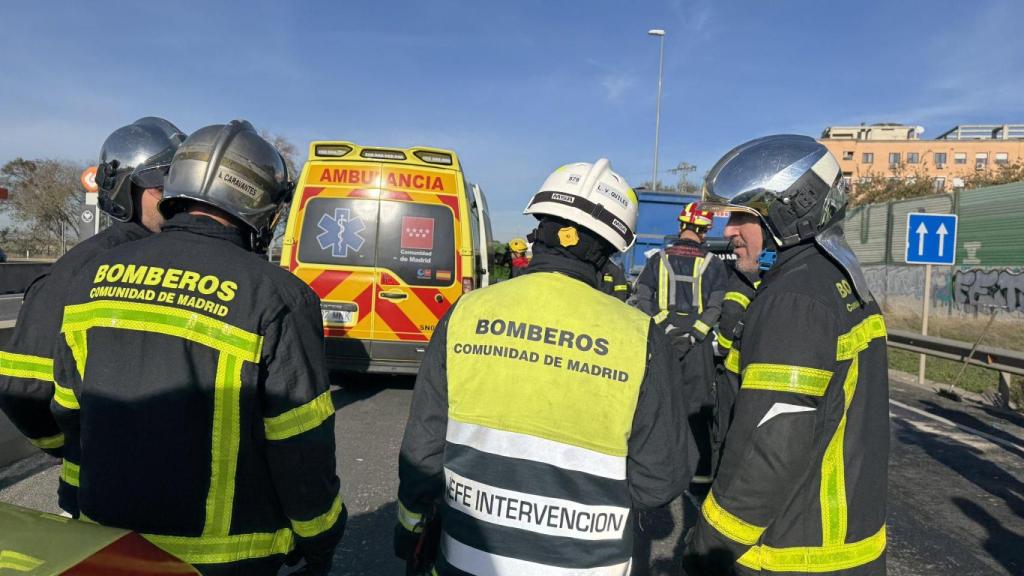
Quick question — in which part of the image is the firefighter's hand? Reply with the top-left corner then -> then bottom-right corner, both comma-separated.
665,324 -> 696,359
394,523 -> 418,561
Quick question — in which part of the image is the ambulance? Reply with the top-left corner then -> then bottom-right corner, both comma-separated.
280,141 -> 493,374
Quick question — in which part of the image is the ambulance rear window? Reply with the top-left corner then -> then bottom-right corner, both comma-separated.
297,197 -> 378,267
377,201 -> 456,287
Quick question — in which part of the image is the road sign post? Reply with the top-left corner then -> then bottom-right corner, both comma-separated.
905,212 -> 958,387
919,264 -> 932,386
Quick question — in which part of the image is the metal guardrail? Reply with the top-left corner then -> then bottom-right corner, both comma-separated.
888,329 -> 1024,377
888,329 -> 1024,408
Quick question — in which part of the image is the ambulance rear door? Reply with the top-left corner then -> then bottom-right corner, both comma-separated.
291,162 -> 383,352
371,164 -> 462,363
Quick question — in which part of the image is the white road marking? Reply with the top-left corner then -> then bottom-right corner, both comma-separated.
890,399 -> 1024,455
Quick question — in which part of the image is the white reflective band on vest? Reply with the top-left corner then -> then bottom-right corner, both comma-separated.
444,468 -> 629,541
447,420 -> 626,480
443,533 -> 632,576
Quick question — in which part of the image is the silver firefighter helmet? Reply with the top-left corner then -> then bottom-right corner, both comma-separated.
160,120 -> 292,252
703,134 -> 872,302
96,117 -> 186,222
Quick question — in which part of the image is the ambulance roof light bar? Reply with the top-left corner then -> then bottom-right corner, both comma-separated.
413,150 -> 453,165
313,144 -> 352,158
361,148 -> 407,161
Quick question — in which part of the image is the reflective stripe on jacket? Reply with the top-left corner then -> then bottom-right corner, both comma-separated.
442,272 -> 647,573
690,243 -> 889,575
0,222 -> 149,461
50,214 -> 345,574
633,241 -> 727,338
397,249 -> 696,576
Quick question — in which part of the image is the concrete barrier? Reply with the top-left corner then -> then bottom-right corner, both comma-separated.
0,322 -> 38,466
0,263 -> 51,294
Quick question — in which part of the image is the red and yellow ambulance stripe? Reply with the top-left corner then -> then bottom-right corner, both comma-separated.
286,164 -> 465,345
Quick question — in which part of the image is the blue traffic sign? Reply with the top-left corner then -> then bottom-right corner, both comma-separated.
905,212 -> 957,265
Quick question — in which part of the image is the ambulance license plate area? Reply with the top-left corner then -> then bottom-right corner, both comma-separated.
321,302 -> 358,327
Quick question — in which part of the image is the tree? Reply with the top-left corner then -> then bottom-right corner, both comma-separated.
259,130 -> 300,181
0,158 -> 85,254
258,131 -> 301,260
964,160 -> 1024,189
849,163 -> 937,207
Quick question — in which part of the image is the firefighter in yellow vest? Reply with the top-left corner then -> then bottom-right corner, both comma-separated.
633,202 -> 728,486
684,135 -> 889,575
395,158 -> 696,575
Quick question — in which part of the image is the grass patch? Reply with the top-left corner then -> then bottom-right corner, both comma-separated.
887,348 -> 1021,394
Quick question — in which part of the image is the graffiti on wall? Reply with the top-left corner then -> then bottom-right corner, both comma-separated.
952,268 -> 1024,312
863,265 -> 952,304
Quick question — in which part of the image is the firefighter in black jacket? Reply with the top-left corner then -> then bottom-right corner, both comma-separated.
395,158 -> 696,575
709,265 -> 759,477
634,202 -> 728,485
0,117 -> 183,466
598,258 -> 631,301
51,121 -> 345,575
685,135 -> 889,575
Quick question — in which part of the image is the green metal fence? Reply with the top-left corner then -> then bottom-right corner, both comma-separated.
846,181 -> 1024,268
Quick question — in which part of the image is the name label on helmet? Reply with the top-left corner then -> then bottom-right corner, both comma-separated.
550,193 -> 575,204
596,183 -> 629,209
217,167 -> 260,199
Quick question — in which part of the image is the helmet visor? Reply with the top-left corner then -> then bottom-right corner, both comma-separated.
131,145 -> 176,190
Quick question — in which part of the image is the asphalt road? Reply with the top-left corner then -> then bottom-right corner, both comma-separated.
0,293 -> 23,323
2,370 -> 1022,575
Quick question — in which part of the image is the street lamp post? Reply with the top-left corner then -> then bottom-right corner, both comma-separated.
648,28 -> 666,193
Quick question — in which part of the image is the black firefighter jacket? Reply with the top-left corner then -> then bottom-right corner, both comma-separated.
50,213 -> 345,575
687,243 -> 890,575
0,221 -> 150,457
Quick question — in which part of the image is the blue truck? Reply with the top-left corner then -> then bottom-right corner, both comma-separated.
620,191 -> 728,278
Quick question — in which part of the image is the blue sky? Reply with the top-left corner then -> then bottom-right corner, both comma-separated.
1,0 -> 1022,239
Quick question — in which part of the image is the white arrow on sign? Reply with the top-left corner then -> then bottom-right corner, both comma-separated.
916,221 -> 928,256
936,222 -> 948,257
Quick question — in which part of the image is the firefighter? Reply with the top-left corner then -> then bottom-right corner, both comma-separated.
508,237 -> 530,278
51,120 -> 345,575
684,135 -> 889,575
633,201 -> 728,486
0,117 -> 184,471
395,158 -> 696,575
708,264 -> 759,478
598,258 -> 631,301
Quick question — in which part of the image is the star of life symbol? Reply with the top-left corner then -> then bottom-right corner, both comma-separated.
317,208 -> 366,257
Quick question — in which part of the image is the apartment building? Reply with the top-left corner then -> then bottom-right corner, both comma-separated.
818,123 -> 1024,194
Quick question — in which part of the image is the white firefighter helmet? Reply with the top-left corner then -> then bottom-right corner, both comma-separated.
523,158 -> 638,252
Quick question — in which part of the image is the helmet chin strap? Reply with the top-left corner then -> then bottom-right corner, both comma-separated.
758,225 -> 779,271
